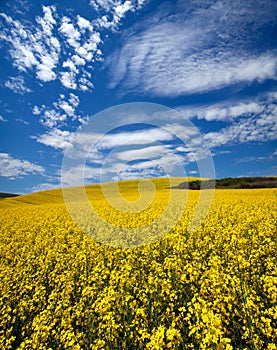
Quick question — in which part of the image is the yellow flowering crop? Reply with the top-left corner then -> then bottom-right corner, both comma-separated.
0,180 -> 276,349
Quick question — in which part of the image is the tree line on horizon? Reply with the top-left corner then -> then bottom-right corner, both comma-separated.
175,176 -> 277,190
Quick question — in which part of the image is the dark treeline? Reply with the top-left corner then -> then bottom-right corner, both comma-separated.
0,193 -> 20,199
175,177 -> 277,190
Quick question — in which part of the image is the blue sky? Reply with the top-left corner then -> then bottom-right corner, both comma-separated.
0,0 -> 276,194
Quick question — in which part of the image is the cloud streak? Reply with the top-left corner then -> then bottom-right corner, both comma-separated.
38,89 -> 277,185
174,91 -> 277,148
177,92 -> 276,122
0,153 -> 44,178
108,0 -> 277,96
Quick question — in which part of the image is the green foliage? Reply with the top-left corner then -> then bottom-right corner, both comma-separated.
176,177 -> 277,190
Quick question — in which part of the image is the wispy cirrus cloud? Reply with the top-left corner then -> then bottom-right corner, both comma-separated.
43,118 -> 209,186
201,95 -> 277,148
37,88 -> 277,184
204,112 -> 277,148
177,91 -> 277,122
0,115 -> 7,122
108,0 -> 277,96
36,126 -> 174,151
175,91 -> 277,148
31,182 -> 61,193
235,149 -> 277,165
35,87 -> 277,186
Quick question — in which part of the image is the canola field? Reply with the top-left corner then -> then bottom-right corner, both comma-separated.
0,179 -> 276,350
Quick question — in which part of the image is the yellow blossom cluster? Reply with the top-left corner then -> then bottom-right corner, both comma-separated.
0,182 -> 276,349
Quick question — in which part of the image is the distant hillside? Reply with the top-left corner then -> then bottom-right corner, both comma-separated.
0,192 -> 20,199
0,177 -> 197,209
175,177 -> 277,190
2,176 -> 274,210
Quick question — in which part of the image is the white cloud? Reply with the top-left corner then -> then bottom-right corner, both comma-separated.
33,93 -> 81,127
62,165 -> 101,186
69,93 -> 80,108
96,128 -> 174,149
35,129 -> 73,149
1,2 -> 148,91
79,73 -> 94,91
59,122 -> 201,185
90,0 -> 133,13
0,6 -> 60,83
115,144 -> 171,161
204,111 -> 277,148
164,123 -> 199,141
174,91 -> 277,150
72,55 -> 86,66
36,61 -> 57,81
57,14 -> 102,90
83,34 -> 102,58
58,102 -> 75,117
59,17 -> 81,48
90,0 -> 115,12
108,0 -> 277,96
176,146 -> 190,153
77,47 -> 87,57
236,155 -> 268,164
60,71 -> 78,90
113,167 -> 164,181
96,151 -> 184,182
94,15 -> 112,30
177,100 -> 267,122
0,115 -> 7,122
92,0 -> 149,30
77,15 -> 92,31
35,88 -> 277,184
36,5 -> 57,36
107,146 -> 183,178
113,1 -> 133,25
235,55 -> 277,82
62,60 -> 79,73
56,127 -> 176,162
32,105 -> 41,115
16,118 -> 29,125
0,153 -> 44,178
32,182 -> 60,192
5,76 -> 32,94
40,110 -> 67,128
176,92 -> 277,147
62,145 -> 182,186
